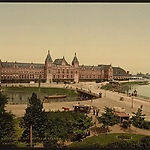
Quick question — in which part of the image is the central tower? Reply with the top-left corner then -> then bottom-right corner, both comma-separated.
44,50 -> 53,83
72,52 -> 79,83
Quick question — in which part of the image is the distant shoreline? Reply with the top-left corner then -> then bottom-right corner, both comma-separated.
101,80 -> 150,102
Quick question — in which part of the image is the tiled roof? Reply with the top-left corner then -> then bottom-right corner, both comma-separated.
1,62 -> 44,69
98,65 -> 111,70
79,65 -> 111,71
53,57 -> 69,66
79,65 -> 96,70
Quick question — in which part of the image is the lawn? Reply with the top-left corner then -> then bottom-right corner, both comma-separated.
13,117 -> 26,147
68,133 -> 145,148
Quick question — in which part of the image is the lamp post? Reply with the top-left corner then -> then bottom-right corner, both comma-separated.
131,96 -> 133,108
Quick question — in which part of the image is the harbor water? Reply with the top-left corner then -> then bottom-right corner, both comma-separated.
129,83 -> 150,100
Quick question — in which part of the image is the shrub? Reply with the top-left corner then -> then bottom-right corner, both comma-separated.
143,121 -> 150,130
106,140 -> 141,148
140,136 -> 150,148
106,140 -> 130,148
121,120 -> 131,129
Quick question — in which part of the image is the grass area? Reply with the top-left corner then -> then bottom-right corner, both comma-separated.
68,133 -> 145,148
13,117 -> 26,147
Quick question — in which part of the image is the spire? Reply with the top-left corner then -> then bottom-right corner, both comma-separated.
45,50 -> 53,63
72,52 -> 79,65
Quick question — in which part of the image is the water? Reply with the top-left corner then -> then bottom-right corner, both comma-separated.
129,84 -> 150,100
4,91 -> 78,104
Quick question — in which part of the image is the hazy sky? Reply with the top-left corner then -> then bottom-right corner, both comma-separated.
0,3 -> 150,74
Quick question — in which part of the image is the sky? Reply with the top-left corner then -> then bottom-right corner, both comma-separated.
0,3 -> 150,74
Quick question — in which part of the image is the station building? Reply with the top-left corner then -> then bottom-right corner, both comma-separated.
0,50 -> 129,83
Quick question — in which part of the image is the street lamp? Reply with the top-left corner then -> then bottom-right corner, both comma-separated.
131,96 -> 133,108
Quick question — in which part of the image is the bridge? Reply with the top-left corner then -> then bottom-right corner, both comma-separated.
76,88 -> 102,100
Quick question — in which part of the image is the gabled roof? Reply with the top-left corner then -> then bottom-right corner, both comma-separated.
53,59 -> 63,65
53,57 -> 69,66
79,65 -> 93,70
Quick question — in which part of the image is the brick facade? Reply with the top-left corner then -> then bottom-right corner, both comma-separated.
0,50 -> 119,83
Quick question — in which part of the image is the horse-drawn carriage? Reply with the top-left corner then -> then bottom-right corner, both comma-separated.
73,104 -> 91,113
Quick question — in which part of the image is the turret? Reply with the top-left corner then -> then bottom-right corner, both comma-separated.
45,50 -> 53,65
44,50 -> 53,83
72,53 -> 79,83
72,52 -> 79,67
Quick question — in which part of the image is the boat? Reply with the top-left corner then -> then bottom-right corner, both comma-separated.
44,94 -> 67,99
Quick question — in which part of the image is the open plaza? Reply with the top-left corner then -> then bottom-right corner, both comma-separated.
5,81 -> 150,122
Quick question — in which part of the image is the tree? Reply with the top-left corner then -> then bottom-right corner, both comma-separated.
20,93 -> 48,145
97,107 -> 119,134
44,111 -> 93,147
131,105 -> 146,129
0,93 -> 15,145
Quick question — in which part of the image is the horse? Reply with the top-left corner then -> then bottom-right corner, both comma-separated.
62,107 -> 70,111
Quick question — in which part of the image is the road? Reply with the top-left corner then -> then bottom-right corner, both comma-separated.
5,82 -> 150,121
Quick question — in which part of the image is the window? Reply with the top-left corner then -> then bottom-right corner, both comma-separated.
62,69 -> 64,73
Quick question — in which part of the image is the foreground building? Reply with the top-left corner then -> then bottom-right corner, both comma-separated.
0,50 -> 129,83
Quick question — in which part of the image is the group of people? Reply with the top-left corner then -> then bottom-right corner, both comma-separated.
93,107 -> 100,117
128,89 -> 137,97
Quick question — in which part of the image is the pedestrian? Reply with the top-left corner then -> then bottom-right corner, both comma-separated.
96,109 -> 99,116
93,109 -> 95,115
